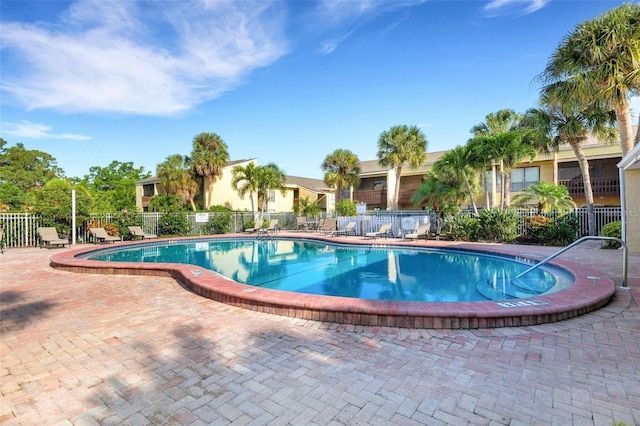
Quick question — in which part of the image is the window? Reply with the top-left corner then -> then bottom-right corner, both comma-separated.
269,190 -> 276,203
511,167 -> 539,192
373,180 -> 387,190
143,184 -> 155,197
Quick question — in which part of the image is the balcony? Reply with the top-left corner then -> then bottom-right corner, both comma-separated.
353,189 -> 416,206
558,177 -> 620,198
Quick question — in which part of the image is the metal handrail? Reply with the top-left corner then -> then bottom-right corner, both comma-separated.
515,236 -> 628,288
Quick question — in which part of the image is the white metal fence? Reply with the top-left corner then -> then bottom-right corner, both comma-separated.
0,208 -> 622,249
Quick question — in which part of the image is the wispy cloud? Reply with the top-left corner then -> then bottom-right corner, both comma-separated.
313,0 -> 426,53
0,1 -> 288,115
2,120 -> 92,140
483,0 -> 549,16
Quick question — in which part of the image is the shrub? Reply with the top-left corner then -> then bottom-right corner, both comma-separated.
335,200 -> 357,216
202,206 -> 232,234
545,213 -> 578,246
478,208 -> 518,243
521,215 -> 553,243
159,212 -> 191,236
600,220 -> 622,249
443,213 -> 479,241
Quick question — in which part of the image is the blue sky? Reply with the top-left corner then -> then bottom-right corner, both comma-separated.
1,0 -> 637,181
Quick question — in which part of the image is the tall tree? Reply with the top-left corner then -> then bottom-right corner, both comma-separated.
432,145 -> 481,215
82,160 -> 150,212
376,125 -> 428,210
156,154 -> 198,211
411,171 -> 465,216
256,163 -> 287,218
524,88 -> 618,235
539,2 -> 640,156
321,149 -> 361,202
191,132 -> 229,209
231,162 -> 260,218
0,140 -> 63,190
468,110 -> 536,208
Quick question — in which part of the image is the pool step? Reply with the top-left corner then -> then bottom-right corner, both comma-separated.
475,276 -> 554,301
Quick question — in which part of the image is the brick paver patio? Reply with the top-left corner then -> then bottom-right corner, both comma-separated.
1,242 -> 639,425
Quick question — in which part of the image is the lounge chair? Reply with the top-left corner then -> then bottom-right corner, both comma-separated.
320,218 -> 337,236
128,226 -> 158,240
296,217 -> 308,231
90,227 -> 121,244
244,219 -> 263,233
404,223 -> 431,240
364,223 -> 393,239
333,221 -> 357,237
37,227 -> 69,249
258,219 -> 279,235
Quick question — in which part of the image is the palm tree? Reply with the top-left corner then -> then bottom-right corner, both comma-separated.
256,163 -> 287,218
321,149 -> 361,202
524,90 -> 618,235
432,145 -> 481,215
231,162 -> 260,218
410,171 -> 465,216
191,132 -> 229,209
511,182 -> 576,214
539,3 -> 640,156
377,125 -> 428,210
468,110 -> 536,208
156,154 -> 198,211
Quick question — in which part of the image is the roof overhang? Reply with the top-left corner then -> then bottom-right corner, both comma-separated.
617,143 -> 640,171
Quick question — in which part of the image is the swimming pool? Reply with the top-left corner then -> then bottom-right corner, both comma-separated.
82,238 -> 573,302
51,234 -> 616,329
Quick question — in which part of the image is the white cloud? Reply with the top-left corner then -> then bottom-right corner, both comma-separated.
1,120 -> 92,140
0,1 -> 288,115
484,0 -> 549,16
318,31 -> 353,55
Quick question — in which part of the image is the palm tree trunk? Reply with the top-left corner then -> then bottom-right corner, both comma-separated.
336,183 -> 343,203
570,141 -> 596,236
503,170 -> 512,208
249,191 -> 256,218
499,161 -> 506,209
614,102 -> 634,156
390,167 -> 402,211
465,181 -> 479,215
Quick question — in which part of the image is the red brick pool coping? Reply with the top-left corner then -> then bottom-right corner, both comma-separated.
49,233 -> 617,329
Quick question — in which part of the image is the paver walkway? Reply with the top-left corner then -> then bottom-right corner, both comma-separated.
1,243 -> 639,425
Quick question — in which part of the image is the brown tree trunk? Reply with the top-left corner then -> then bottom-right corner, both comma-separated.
570,140 -> 596,236
614,102 -> 634,156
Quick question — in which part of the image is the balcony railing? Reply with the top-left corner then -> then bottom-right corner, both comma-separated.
558,177 -> 620,198
353,189 -> 416,205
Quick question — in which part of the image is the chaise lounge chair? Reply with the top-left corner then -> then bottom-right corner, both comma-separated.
320,218 -> 337,236
296,217 -> 308,231
404,223 -> 431,241
333,221 -> 357,237
90,227 -> 121,244
364,223 -> 393,239
258,219 -> 279,235
244,219 -> 264,233
128,226 -> 157,240
37,227 -> 69,249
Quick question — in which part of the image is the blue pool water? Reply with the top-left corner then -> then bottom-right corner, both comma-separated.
83,238 -> 573,302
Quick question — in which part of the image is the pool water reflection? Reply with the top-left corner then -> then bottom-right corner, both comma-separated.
85,239 -> 573,302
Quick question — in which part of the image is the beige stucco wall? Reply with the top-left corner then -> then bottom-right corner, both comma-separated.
211,160 -> 257,211
624,168 -> 640,253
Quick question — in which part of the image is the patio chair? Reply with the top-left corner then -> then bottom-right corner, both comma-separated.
364,223 -> 393,239
404,223 -> 431,241
320,218 -> 337,236
37,227 -> 69,249
89,227 -> 121,244
127,226 -> 157,240
244,219 -> 263,233
296,217 -> 308,231
258,219 -> 279,235
333,221 -> 357,237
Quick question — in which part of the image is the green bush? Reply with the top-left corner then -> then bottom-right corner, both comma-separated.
545,213 -> 578,246
600,220 -> 622,249
159,212 -> 191,236
521,215 -> 553,243
443,213 -> 479,241
478,208 -> 518,243
335,200 -> 357,216
202,206 -> 232,234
